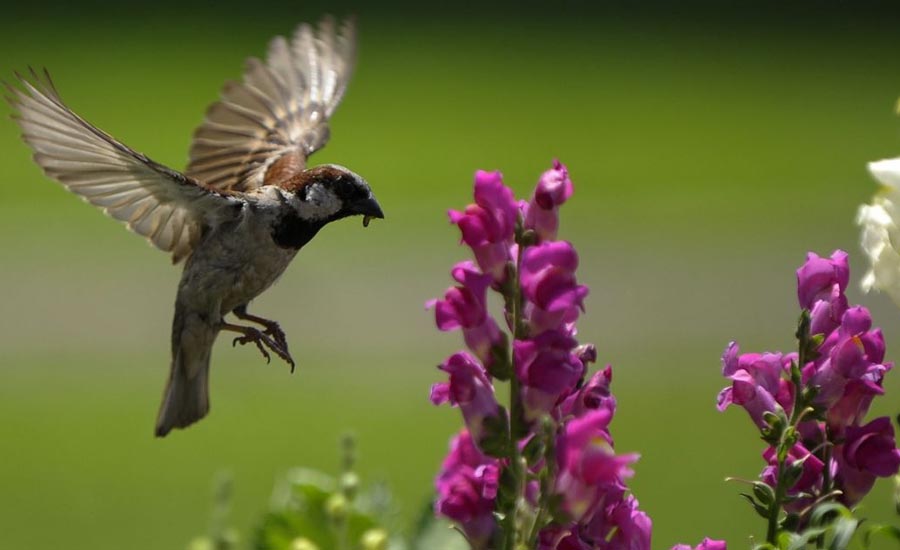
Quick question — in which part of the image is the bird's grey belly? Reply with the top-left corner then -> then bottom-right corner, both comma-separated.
177,231 -> 298,322
218,247 -> 297,313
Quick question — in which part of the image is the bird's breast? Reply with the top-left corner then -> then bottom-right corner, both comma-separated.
271,212 -> 324,249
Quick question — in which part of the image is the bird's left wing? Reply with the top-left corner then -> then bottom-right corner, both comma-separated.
185,16 -> 357,193
7,69 -> 241,263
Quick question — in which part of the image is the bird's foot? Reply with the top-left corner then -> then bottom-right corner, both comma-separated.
261,321 -> 289,352
224,323 -> 296,371
233,307 -> 290,356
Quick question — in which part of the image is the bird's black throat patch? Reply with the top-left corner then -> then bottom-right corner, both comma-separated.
271,212 -> 325,249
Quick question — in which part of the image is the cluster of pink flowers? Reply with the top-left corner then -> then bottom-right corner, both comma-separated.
718,251 -> 900,512
429,162 -> 652,549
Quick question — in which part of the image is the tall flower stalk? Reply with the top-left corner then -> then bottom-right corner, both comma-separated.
719,251 -> 900,545
429,162 -> 651,550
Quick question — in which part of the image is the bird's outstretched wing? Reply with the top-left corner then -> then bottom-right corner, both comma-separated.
7,69 -> 240,263
186,16 -> 357,193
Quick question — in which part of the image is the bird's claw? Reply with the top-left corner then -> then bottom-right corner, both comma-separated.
262,322 -> 289,352
232,327 -> 294,369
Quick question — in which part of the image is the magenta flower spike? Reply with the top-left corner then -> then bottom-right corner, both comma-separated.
721,249 -> 900,542
431,162 -> 649,549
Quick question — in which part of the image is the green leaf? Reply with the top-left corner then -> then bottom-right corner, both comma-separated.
488,337 -> 512,380
496,466 -> 518,510
739,493 -> 770,519
783,460 -> 804,488
786,527 -> 828,550
521,434 -> 544,466
753,482 -> 776,506
829,517 -> 859,550
547,493 -> 571,525
253,510 -> 334,550
480,410 -> 512,459
810,502 -> 854,526
409,517 -> 469,550
781,513 -> 800,532
777,531 -> 800,550
863,524 -> 900,548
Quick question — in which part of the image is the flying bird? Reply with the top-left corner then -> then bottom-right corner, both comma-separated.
6,16 -> 382,437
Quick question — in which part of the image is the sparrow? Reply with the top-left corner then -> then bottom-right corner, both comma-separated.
6,16 -> 383,437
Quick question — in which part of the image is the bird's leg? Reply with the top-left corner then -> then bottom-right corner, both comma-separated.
233,305 -> 290,352
221,322 -> 296,372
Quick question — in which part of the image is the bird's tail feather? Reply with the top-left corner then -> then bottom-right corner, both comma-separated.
155,357 -> 210,437
155,309 -> 215,437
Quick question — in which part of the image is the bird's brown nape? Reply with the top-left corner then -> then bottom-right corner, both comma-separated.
264,152 -> 306,188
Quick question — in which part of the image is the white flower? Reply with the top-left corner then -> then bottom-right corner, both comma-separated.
857,158 -> 900,305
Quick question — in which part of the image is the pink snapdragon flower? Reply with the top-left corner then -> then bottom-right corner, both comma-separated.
717,343 -> 795,429
538,495 -> 652,550
576,494 -> 652,550
524,160 -> 574,242
448,170 -> 519,283
555,409 -> 639,522
520,241 -> 589,334
807,306 -> 888,412
560,365 -> 616,420
515,330 -> 585,421
796,250 -> 849,311
835,417 -> 900,505
434,430 -> 500,547
761,443 -> 824,513
429,261 -> 506,368
431,352 -> 503,449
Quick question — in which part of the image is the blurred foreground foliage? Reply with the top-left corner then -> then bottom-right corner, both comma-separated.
187,436 -> 468,550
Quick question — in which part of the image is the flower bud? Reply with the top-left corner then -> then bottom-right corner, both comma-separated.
361,529 -> 389,550
340,472 -> 360,500
325,493 -> 348,521
290,538 -> 320,550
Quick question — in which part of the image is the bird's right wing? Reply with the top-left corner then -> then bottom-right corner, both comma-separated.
186,16 -> 357,192
7,69 -> 241,263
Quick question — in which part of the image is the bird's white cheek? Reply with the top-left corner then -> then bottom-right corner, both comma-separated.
296,185 -> 342,220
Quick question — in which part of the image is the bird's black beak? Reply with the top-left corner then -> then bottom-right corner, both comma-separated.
355,195 -> 384,227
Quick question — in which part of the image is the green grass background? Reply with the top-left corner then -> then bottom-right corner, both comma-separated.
3,3 -> 900,548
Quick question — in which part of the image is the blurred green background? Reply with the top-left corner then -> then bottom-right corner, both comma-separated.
3,1 -> 900,548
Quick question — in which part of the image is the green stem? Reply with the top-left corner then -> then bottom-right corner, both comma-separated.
766,311 -> 816,545
502,238 -> 527,550
815,431 -> 833,549
767,458 -> 787,544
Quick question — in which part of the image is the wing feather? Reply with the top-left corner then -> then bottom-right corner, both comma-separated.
8,69 -> 240,263
186,16 -> 357,192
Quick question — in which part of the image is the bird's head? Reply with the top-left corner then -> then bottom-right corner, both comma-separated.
288,164 -> 384,227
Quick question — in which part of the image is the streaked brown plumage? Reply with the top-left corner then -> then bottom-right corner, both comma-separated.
6,16 -> 383,437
